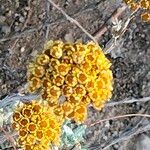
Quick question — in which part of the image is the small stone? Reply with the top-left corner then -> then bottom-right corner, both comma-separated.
0,16 -> 6,23
114,144 -> 119,149
64,33 -> 74,43
19,16 -> 25,23
113,131 -> 118,136
103,135 -> 108,141
20,47 -> 25,53
105,121 -> 110,128
1,26 -> 10,34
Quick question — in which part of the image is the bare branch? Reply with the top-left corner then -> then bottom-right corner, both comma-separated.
0,28 -> 39,43
89,114 -> 150,127
0,132 -> 17,145
93,5 -> 127,41
106,97 -> 150,107
47,0 -> 98,44
90,123 -> 150,150
0,94 -> 39,108
0,128 -> 16,150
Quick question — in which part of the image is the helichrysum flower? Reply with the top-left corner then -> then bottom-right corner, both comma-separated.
27,40 -> 113,123
68,94 -> 81,105
140,0 -> 149,9
12,101 -> 62,150
62,85 -> 73,97
36,54 -> 50,65
65,74 -> 78,87
74,103 -> 87,123
53,74 -> 65,86
62,101 -> 74,118
141,12 -> 150,22
123,0 -> 150,22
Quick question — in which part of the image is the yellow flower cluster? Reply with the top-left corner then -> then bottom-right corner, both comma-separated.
12,101 -> 61,150
27,40 -> 113,123
123,0 -> 150,22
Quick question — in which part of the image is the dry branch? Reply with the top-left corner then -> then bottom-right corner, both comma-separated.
0,128 -> 16,150
0,93 -> 149,110
90,123 -> 150,150
0,4 -> 98,43
0,28 -> 39,43
47,0 -> 98,44
106,97 -> 150,107
93,5 -> 127,41
0,94 -> 38,109
89,114 -> 150,127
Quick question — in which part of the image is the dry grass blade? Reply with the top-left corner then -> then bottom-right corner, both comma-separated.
90,123 -> 150,150
106,96 -> 150,107
93,5 -> 127,41
89,114 -> 150,127
0,132 -> 17,145
0,94 -> 38,109
47,0 -> 98,44
0,127 -> 16,150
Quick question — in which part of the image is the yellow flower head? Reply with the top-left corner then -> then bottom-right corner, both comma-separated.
81,61 -> 92,72
63,43 -> 75,52
75,84 -> 86,97
53,74 -> 64,86
129,2 -> 139,11
28,122 -> 37,132
85,79 -> 95,92
141,12 -> 150,22
140,0 -> 149,9
62,85 -> 73,97
42,77 -> 51,89
82,95 -> 91,106
22,107 -> 32,117
74,104 -> 87,123
77,72 -> 88,84
24,144 -> 33,150
53,105 -> 64,119
50,46 -> 63,59
72,51 -> 85,64
19,118 -> 29,127
56,63 -> 70,76
87,41 -> 98,52
28,77 -> 41,93
92,100 -> 105,111
13,111 -> 22,122
49,58 -> 60,69
123,0 -> 150,22
65,74 -> 78,87
62,101 -> 74,117
85,53 -> 96,64
27,40 -> 113,122
12,101 -> 62,149
47,85 -> 61,99
62,55 -> 73,64
19,129 -> 28,138
89,90 -> 100,102
36,54 -> 50,65
68,94 -> 81,105
32,66 -> 45,78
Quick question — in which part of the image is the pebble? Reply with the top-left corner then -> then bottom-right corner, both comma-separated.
136,135 -> 150,150
1,25 -> 10,34
112,131 -> 118,136
113,144 -> 119,149
103,135 -> 108,141
105,121 -> 110,128
0,16 -> 6,23
19,16 -> 25,23
20,47 -> 25,53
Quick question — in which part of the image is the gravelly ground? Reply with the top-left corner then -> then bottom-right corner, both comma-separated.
0,0 -> 149,150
